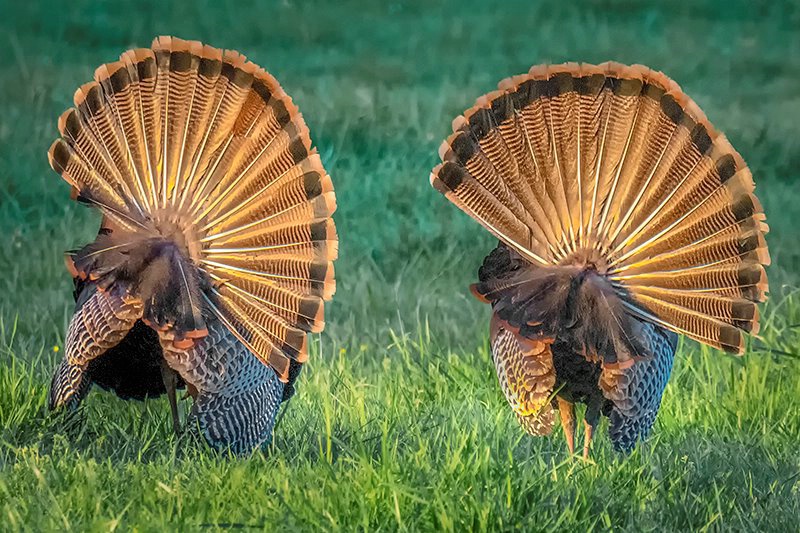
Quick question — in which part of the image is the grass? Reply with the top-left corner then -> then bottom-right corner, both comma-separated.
1,0 -> 799,530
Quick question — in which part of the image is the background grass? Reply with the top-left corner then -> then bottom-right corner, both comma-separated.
1,0 -> 799,530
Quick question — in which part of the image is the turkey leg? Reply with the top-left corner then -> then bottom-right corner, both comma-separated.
160,360 -> 181,434
557,397 -> 576,455
583,401 -> 602,459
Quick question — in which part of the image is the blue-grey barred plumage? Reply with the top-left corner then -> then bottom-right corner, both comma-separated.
49,358 -> 92,411
163,320 -> 284,454
605,323 -> 677,452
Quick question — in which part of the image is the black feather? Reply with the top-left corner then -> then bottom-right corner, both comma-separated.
86,320 -> 184,400
474,242 -> 651,363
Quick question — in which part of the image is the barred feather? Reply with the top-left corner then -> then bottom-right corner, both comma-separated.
490,315 -> 556,436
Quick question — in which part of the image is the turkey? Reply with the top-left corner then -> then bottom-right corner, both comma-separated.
430,63 -> 768,457
47,36 -> 337,455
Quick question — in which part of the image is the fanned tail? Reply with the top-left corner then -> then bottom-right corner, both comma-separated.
49,37 -> 337,380
431,62 -> 768,355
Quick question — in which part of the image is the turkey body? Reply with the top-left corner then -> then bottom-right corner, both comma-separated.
52,273 -> 292,454
73,273 -> 299,405
481,242 -> 678,454
46,37 -> 338,456
524,331 -> 676,453
430,62 -> 769,456
53,275 -> 292,453
550,341 -> 605,409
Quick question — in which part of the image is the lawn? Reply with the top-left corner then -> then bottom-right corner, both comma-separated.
1,0 -> 799,530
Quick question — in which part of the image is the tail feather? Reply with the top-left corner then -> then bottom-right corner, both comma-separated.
612,163 -> 759,265
632,287 -> 759,333
617,104 -> 716,245
615,263 -> 768,303
201,192 -> 336,252
199,84 -> 307,221
545,69 -> 582,243
431,62 -> 768,355
600,80 -> 668,247
623,297 -> 745,353
94,60 -> 152,208
613,193 -> 762,270
162,39 -> 203,204
210,122 -> 311,219
574,67 -> 608,247
209,217 -> 335,251
209,288 -> 307,376
442,127 -> 544,242
57,106 -> 141,212
482,91 -> 564,252
50,37 -> 337,380
204,155 -> 327,234
121,48 -> 161,206
48,139 -> 131,219
516,72 -> 574,248
431,162 -> 549,265
611,220 -> 770,278
180,50 -> 254,211
219,275 -> 326,332
584,65 -> 646,245
73,80 -> 146,215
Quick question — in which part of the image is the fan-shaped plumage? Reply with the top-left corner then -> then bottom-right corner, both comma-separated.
431,62 -> 768,456
48,37 -> 336,454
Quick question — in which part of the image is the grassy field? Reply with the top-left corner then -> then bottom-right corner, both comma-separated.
1,0 -> 800,530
